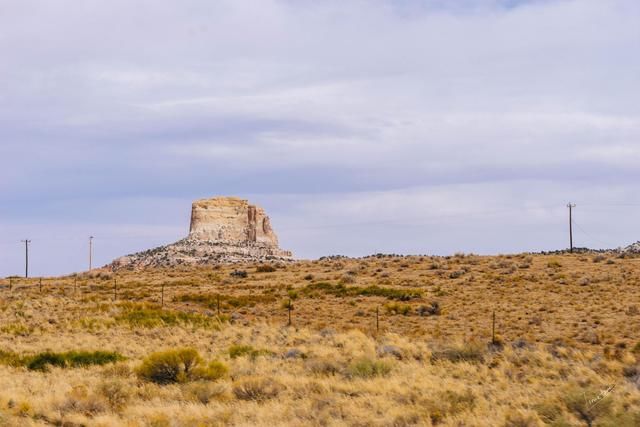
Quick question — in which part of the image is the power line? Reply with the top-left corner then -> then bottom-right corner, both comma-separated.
571,219 -> 616,249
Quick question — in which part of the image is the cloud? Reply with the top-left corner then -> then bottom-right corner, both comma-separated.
1,0 -> 639,275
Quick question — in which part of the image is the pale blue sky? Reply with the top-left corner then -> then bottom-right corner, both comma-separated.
1,0 -> 640,276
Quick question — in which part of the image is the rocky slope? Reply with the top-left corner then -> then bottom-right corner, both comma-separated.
108,197 -> 292,270
622,241 -> 640,253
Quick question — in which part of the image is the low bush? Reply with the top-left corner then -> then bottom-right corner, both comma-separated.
339,274 -> 356,284
185,381 -> 228,404
431,344 -> 485,364
301,283 -> 421,301
384,302 -> 412,315
547,260 -> 562,269
563,385 -> 613,427
174,293 -> 275,310
27,352 -> 67,371
305,358 -> 341,376
228,344 -> 273,360
233,377 -> 283,401
256,265 -> 276,273
417,301 -> 441,316
0,350 -> 24,367
115,304 -> 214,328
98,379 -> 130,410
0,350 -> 124,372
230,270 -> 248,278
347,358 -> 392,378
64,351 -> 124,368
136,348 -> 227,384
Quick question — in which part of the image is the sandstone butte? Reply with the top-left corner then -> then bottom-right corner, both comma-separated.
108,197 -> 292,270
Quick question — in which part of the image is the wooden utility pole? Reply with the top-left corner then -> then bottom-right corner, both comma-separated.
89,236 -> 94,271
21,239 -> 31,278
567,203 -> 576,253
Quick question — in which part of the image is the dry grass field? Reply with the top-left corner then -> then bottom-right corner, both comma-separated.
1,252 -> 640,426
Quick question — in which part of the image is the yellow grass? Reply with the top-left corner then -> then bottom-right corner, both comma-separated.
0,252 -> 639,425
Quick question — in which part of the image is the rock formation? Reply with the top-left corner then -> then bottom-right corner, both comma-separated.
189,197 -> 280,246
108,196 -> 292,270
622,241 -> 640,253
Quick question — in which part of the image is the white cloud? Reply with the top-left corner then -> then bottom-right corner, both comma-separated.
1,0 -> 639,275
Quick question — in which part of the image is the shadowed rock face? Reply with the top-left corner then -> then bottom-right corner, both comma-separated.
189,197 -> 279,247
108,196 -> 292,270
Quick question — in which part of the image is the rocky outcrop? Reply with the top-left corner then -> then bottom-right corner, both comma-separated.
108,196 -> 292,270
622,241 -> 640,253
189,197 -> 279,246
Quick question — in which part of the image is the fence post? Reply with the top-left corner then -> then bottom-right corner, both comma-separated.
74,277 -> 77,294
217,294 -> 220,317
376,306 -> 379,332
492,310 -> 496,345
287,299 -> 292,326
114,279 -> 117,301
39,278 -> 42,293
161,283 -> 164,308
9,277 -> 12,291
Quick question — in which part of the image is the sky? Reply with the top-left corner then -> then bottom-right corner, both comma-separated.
1,0 -> 640,277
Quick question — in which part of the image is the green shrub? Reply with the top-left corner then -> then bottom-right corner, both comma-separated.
27,352 -> 67,371
347,358 -> 392,378
115,304 -> 213,328
228,344 -> 272,360
64,351 -> 124,367
136,348 -> 222,384
174,293 -> 275,310
358,285 -> 421,301
22,350 -> 124,372
200,360 -> 228,381
301,282 -> 421,301
0,350 -> 24,367
384,302 -> 412,315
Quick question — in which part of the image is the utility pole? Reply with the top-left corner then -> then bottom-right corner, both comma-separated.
21,239 -> 31,278
89,236 -> 94,271
567,203 -> 576,253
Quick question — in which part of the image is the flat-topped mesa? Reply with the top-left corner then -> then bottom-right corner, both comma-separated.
107,196 -> 292,270
188,197 -> 279,247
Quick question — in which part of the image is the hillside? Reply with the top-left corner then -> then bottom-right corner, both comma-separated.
1,252 -> 640,425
